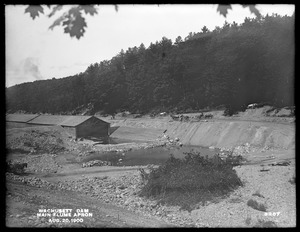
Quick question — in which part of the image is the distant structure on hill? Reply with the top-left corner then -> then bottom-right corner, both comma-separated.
6,114 -> 110,140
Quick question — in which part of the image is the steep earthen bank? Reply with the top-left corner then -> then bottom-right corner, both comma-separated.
110,118 -> 294,150
166,120 -> 294,149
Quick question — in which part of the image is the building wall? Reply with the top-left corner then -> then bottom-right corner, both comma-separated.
76,117 -> 110,139
6,122 -> 35,129
7,117 -> 110,139
62,126 -> 76,138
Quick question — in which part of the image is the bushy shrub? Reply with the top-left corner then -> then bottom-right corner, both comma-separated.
7,161 -> 27,174
139,151 -> 243,210
245,216 -> 252,226
254,219 -> 277,228
247,199 -> 267,212
288,176 -> 296,185
223,104 -> 245,116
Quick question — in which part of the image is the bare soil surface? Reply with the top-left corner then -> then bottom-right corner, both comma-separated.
6,107 -> 296,227
6,179 -> 173,228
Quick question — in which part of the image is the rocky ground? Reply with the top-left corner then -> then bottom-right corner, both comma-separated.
6,179 -> 173,228
6,143 -> 296,227
5,109 -> 296,228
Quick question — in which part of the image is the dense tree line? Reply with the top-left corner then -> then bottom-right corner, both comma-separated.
6,14 -> 294,115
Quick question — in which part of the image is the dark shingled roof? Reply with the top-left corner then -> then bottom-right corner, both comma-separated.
59,116 -> 93,127
6,114 -> 40,123
27,115 -> 70,125
60,116 -> 109,127
26,115 -> 109,127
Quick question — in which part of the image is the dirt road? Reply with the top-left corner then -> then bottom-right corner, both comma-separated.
6,180 -> 174,228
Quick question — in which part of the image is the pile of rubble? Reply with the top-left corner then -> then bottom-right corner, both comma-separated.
159,134 -> 183,147
261,145 -> 272,152
6,173 -> 58,190
171,113 -> 213,122
6,172 -> 79,193
7,170 -> 195,227
56,174 -> 195,226
232,143 -> 252,156
7,128 -> 66,154
17,154 -> 60,174
82,160 -> 112,168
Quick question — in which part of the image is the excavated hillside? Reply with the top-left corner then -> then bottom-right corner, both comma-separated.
107,106 -> 295,150
165,120 -> 294,149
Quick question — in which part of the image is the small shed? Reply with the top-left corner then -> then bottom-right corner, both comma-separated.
6,114 -> 40,128
27,115 -> 110,139
59,116 -> 110,139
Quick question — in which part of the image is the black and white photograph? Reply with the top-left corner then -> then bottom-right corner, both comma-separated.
5,4 -> 295,228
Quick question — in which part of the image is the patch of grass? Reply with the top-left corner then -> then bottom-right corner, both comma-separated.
247,199 -> 267,212
254,219 -> 277,228
138,151 -> 243,211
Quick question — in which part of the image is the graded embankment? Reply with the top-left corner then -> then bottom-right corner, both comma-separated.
165,120 -> 294,149
110,119 -> 294,149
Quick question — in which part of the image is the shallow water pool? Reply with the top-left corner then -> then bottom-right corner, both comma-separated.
82,145 -> 221,166
93,137 -> 150,144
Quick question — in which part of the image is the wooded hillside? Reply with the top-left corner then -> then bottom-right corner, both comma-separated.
6,14 -> 294,115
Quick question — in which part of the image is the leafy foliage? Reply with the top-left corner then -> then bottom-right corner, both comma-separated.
217,5 -> 232,17
48,5 -> 63,18
6,14 -> 294,115
138,151 -> 243,210
25,5 -> 44,19
79,5 -> 98,15
29,5 -> 98,39
25,4 -> 262,39
62,7 -> 87,39
248,5 -> 262,18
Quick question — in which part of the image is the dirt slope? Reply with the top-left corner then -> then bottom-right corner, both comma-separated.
165,120 -> 294,149
110,126 -> 165,141
107,117 -> 294,150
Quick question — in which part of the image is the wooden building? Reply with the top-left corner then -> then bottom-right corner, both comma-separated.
7,114 -> 110,139
59,116 -> 110,139
6,114 -> 39,128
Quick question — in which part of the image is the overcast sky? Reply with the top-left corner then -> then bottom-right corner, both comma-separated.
5,4 -> 295,87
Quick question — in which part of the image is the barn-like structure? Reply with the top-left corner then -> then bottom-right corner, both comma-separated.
6,114 -> 40,128
6,114 -> 110,139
